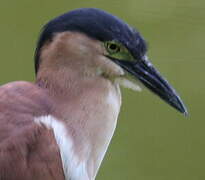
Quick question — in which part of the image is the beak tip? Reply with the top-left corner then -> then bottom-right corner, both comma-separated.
183,111 -> 189,117
169,94 -> 188,117
175,98 -> 188,117
182,107 -> 189,117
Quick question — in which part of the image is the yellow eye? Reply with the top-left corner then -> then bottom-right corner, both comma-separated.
106,42 -> 121,54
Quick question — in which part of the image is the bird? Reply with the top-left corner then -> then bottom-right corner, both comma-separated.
0,8 -> 187,180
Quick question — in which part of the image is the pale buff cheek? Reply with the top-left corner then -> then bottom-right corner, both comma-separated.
96,56 -> 125,77
39,32 -> 125,79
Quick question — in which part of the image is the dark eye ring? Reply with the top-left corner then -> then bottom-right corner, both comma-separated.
107,43 -> 120,53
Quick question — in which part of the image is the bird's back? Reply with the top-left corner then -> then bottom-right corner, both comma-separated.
0,81 -> 65,180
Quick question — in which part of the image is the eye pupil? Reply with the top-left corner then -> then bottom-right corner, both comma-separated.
110,44 -> 117,50
108,43 -> 120,52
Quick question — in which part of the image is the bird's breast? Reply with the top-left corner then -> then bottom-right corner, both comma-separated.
34,79 -> 122,180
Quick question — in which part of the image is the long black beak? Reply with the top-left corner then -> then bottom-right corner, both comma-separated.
112,57 -> 188,115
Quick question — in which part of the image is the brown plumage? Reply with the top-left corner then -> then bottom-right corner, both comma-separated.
0,32 -> 122,179
0,82 -> 64,180
0,8 -> 187,180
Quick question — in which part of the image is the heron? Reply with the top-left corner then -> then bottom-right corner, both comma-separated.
0,8 -> 187,180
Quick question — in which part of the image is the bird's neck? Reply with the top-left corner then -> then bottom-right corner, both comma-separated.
36,69 -> 121,179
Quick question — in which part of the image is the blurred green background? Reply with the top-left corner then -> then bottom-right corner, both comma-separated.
0,0 -> 204,179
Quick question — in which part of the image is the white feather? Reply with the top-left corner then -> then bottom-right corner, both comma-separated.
115,77 -> 142,91
34,115 -> 90,180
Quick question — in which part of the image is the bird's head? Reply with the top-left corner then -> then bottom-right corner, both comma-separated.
35,8 -> 187,115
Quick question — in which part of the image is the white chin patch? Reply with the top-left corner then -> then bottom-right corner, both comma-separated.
115,77 -> 142,92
